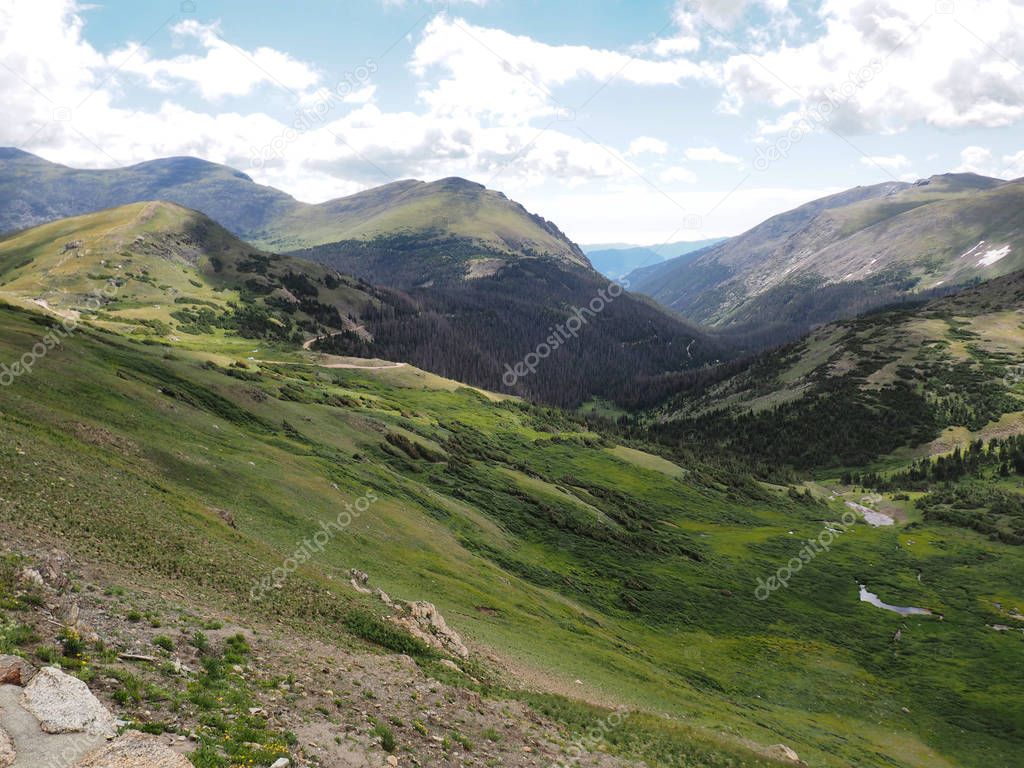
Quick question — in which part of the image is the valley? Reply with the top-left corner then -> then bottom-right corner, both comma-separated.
0,152 -> 1021,768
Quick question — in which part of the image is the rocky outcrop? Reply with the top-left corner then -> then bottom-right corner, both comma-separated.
0,655 -> 36,686
344,571 -> 469,658
350,569 -> 372,595
394,601 -> 469,659
39,550 -> 72,591
76,730 -> 191,767
21,667 -> 118,737
762,744 -> 802,765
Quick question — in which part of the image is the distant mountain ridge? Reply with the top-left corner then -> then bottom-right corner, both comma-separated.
626,174 -> 1024,331
0,149 -> 589,285
582,238 -> 725,280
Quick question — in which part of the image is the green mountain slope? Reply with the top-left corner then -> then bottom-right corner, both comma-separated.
646,267 -> 1024,473
0,150 -> 588,284
1,300 -> 1021,767
0,200 -> 384,349
0,203 -> 726,409
0,148 -> 297,237
266,176 -> 589,275
627,174 -> 1024,331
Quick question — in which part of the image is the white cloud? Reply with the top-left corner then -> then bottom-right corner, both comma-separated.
953,145 -> 995,174
647,35 -> 701,57
410,16 -> 705,122
659,166 -> 698,184
114,20 -> 322,100
627,137 -> 669,156
716,0 -> 1024,135
685,146 -> 743,165
1,1 -> 677,201
952,145 -> 1024,178
1001,150 -> 1024,179
860,154 -> 910,171
380,0 -> 488,6
10,0 -> 1024,246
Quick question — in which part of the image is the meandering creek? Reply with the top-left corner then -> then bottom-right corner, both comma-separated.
859,585 -> 932,616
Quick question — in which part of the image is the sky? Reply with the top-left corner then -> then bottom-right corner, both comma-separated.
3,0 -> 1024,245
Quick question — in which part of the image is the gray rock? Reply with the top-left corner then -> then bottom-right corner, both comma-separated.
75,730 -> 192,767
17,569 -> 44,588
20,667 -> 117,737
0,683 -> 105,768
763,744 -> 802,764
408,601 -> 469,658
0,724 -> 14,768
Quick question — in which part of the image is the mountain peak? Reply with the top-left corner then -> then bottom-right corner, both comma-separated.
128,156 -> 256,184
0,147 -> 38,161
0,150 -> 589,280
430,176 -> 486,191
915,172 -> 1005,191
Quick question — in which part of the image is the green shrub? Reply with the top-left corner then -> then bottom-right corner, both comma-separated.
372,723 -> 396,752
343,609 -> 436,658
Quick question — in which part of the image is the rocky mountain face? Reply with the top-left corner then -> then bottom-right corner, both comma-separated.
627,174 -> 1024,332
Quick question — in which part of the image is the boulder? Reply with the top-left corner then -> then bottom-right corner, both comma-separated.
349,569 -> 372,594
763,744 -> 802,764
40,550 -> 72,591
17,568 -> 45,588
21,667 -> 118,737
75,730 -> 191,767
0,654 -> 37,686
403,601 -> 468,658
0,725 -> 14,768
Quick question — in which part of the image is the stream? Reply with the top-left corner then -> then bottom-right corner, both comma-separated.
859,585 -> 932,616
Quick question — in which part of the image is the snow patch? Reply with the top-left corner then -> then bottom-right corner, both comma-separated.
976,245 -> 1011,268
960,240 -> 985,259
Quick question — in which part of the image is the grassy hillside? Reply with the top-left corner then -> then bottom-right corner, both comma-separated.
644,268 -> 1024,474
0,200 -> 386,352
0,149 -> 297,237
0,151 -> 588,282
0,301 -> 1021,767
0,203 -> 728,409
627,175 -> 1024,333
268,177 -> 589,277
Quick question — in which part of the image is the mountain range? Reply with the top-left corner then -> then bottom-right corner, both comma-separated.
582,238 -> 725,280
0,149 -> 587,286
0,148 -> 1023,768
0,160 -> 728,408
627,173 -> 1024,333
